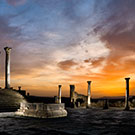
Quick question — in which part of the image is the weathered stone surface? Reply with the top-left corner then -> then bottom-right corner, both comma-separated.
70,85 -> 87,108
125,78 -> 130,110
16,103 -> 67,118
4,47 -> 12,89
87,81 -> 92,108
0,89 -> 27,111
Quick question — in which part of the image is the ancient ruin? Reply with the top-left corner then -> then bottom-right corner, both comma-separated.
0,47 -> 67,118
70,82 -> 92,108
0,47 -> 27,111
16,84 -> 67,118
16,103 -> 67,118
0,46 -> 134,116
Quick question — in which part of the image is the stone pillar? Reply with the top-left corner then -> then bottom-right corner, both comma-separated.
4,47 -> 12,89
125,78 -> 130,110
18,86 -> 21,91
58,85 -> 62,104
27,93 -> 30,97
87,81 -> 92,108
54,96 -> 58,103
70,85 -> 75,103
103,99 -> 109,109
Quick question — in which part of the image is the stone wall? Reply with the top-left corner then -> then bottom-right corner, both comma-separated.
16,103 -> 67,118
70,85 -> 87,108
0,89 -> 27,112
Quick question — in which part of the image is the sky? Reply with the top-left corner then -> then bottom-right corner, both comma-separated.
0,0 -> 135,97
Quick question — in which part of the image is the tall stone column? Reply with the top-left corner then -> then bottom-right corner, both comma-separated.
125,78 -> 130,110
70,85 -> 75,108
4,47 -> 12,89
58,85 -> 62,104
87,81 -> 92,108
70,85 -> 75,103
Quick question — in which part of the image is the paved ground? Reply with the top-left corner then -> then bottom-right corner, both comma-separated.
0,108 -> 135,135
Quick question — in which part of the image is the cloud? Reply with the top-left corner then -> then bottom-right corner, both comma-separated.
101,25 -> 135,52
6,0 -> 27,6
57,59 -> 78,70
91,0 -> 135,78
0,16 -> 21,39
0,15 -> 22,80
84,57 -> 105,67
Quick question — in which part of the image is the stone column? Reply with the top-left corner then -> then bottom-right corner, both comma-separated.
125,78 -> 130,110
70,85 -> 75,108
58,85 -> 62,104
87,81 -> 92,108
18,86 -> 21,91
4,47 -> 12,89
54,96 -> 58,104
70,85 -> 75,102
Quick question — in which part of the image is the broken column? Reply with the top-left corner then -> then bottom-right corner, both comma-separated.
58,85 -> 62,104
87,81 -> 92,108
54,96 -> 58,103
4,47 -> 12,89
70,85 -> 75,108
125,77 -> 130,110
70,85 -> 75,103
103,99 -> 109,109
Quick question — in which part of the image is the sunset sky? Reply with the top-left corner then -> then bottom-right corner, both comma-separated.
0,0 -> 135,97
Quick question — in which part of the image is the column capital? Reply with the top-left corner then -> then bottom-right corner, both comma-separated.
125,77 -> 130,80
18,86 -> 21,90
58,85 -> 62,88
87,81 -> 92,84
70,85 -> 75,88
4,47 -> 12,54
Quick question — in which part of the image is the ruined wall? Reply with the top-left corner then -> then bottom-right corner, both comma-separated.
70,85 -> 87,108
16,103 -> 67,118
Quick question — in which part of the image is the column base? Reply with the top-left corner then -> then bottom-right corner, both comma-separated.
86,105 -> 91,109
124,106 -> 130,111
5,87 -> 10,89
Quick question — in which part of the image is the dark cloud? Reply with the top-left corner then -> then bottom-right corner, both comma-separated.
0,16 -> 47,78
0,16 -> 22,76
57,60 -> 78,70
94,0 -> 135,47
101,25 -> 135,51
91,0 -> 135,77
0,16 -> 21,40
84,57 -> 105,67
